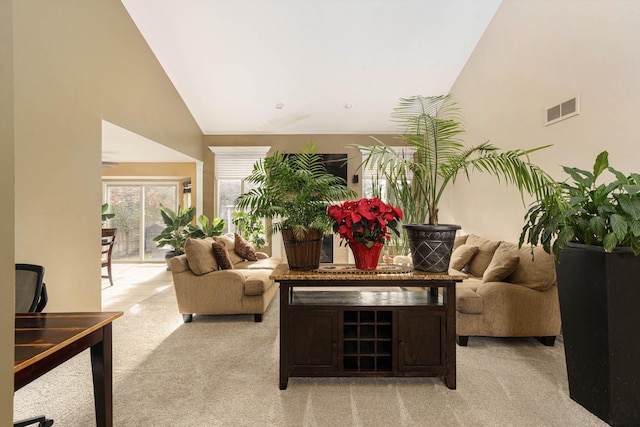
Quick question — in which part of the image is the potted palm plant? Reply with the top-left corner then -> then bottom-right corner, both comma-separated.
353,94 -> 554,272
520,151 -> 640,426
235,142 -> 357,270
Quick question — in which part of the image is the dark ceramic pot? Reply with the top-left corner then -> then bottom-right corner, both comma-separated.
403,224 -> 461,272
556,242 -> 640,426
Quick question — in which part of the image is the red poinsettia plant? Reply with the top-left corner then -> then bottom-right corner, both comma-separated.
327,198 -> 403,247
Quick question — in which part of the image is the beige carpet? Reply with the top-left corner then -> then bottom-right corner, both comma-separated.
14,283 -> 608,426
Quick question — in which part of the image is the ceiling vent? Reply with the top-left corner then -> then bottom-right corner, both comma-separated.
546,94 -> 580,126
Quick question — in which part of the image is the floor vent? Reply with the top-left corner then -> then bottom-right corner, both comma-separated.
546,95 -> 580,126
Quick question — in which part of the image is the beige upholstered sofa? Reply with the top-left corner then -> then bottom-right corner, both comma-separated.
170,235 -> 282,323
449,234 -> 561,346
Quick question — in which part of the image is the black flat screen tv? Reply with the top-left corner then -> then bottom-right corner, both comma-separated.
320,154 -> 348,182
285,153 -> 348,182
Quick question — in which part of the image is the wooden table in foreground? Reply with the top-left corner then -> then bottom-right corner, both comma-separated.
271,263 -> 464,390
15,311 -> 123,427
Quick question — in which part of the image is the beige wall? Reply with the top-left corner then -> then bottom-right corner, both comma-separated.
1,0 -> 14,422
13,0 -> 203,313
448,0 -> 640,242
8,0 -> 203,420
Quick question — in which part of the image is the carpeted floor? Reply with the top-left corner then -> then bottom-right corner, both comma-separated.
15,267 -> 608,426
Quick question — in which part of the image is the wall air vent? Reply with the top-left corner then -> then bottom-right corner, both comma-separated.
546,94 -> 580,126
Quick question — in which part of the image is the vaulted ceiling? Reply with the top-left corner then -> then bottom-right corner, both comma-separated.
104,0 -> 501,162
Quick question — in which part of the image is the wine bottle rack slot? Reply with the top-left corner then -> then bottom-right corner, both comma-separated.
343,309 -> 393,372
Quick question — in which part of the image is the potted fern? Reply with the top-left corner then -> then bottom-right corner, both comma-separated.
519,151 -> 640,426
235,142 -> 356,270
353,94 -> 554,272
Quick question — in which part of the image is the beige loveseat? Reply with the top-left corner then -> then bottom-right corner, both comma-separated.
450,234 -> 561,346
170,235 -> 282,323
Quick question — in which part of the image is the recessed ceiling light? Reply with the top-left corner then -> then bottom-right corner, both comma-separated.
344,103 -> 353,109
275,103 -> 284,109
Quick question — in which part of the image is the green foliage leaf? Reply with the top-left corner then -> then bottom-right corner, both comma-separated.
610,213 -> 628,240
608,166 -> 628,184
592,151 -> 609,180
629,220 -> 640,237
603,232 -> 618,252
588,216 -> 606,238
101,203 -> 115,223
618,194 -> 640,220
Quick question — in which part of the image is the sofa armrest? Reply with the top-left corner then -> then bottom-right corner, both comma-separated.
170,254 -> 190,273
256,251 -> 269,260
456,286 -> 482,314
243,270 -> 276,296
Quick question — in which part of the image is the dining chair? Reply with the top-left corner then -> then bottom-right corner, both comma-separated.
101,228 -> 117,287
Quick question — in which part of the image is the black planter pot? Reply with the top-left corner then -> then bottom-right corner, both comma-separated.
403,224 -> 461,272
164,250 -> 179,271
556,243 -> 640,426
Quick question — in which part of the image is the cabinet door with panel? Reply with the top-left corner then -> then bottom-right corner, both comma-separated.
290,308 -> 338,371
397,309 -> 444,372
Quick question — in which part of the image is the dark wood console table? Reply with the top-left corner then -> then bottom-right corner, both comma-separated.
271,264 -> 464,390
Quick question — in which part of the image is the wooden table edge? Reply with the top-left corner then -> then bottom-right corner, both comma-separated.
14,311 -> 123,373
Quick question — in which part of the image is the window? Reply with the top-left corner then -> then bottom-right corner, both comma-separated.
209,146 -> 270,233
104,183 -> 179,261
361,147 -> 414,200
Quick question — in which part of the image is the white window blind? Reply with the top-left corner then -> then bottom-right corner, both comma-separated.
360,146 -> 415,179
209,146 -> 271,178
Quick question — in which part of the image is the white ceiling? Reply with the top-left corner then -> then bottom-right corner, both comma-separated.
105,0 -> 501,162
101,120 -> 196,164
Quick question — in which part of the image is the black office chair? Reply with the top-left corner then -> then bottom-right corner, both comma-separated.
15,264 -> 48,313
14,264 -> 54,427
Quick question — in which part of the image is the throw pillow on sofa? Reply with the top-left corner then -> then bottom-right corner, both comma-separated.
214,233 -> 245,265
212,240 -> 234,270
450,244 -> 479,271
234,233 -> 257,261
482,242 -> 520,282
184,238 -> 218,275
506,245 -> 556,291
465,235 -> 501,277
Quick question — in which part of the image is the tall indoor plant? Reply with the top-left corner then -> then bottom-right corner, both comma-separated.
235,142 -> 356,270
353,94 -> 554,271
520,151 -> 640,426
